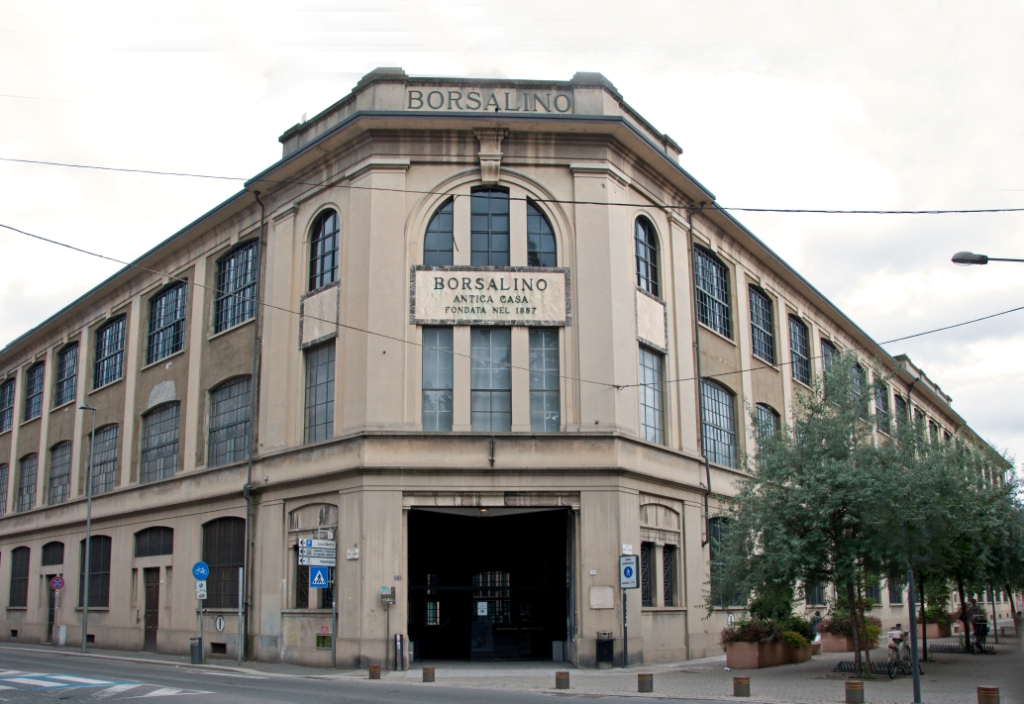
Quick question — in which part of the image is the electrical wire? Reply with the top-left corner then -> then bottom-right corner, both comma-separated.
3,156 -> 1024,215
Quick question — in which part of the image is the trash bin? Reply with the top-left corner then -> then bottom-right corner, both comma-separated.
596,631 -> 614,667
190,637 -> 203,665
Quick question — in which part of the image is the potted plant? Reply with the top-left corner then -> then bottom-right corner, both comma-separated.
721,618 -> 815,669
818,613 -> 880,652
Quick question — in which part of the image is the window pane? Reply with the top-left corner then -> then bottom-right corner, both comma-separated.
640,542 -> 654,607
48,442 -> 72,505
875,384 -> 891,433
208,378 -> 251,467
638,347 -> 664,444
9,547 -> 29,607
701,380 -> 736,467
146,283 -> 187,364
42,541 -> 64,565
56,344 -> 78,406
470,328 -> 512,432
749,287 -> 775,364
470,190 -> 510,266
422,328 -> 453,431
203,518 -> 244,608
135,527 -> 174,558
0,464 -> 8,517
529,329 -> 559,431
424,200 -> 454,266
94,316 -> 126,388
820,340 -> 837,373
16,454 -> 37,512
304,342 -> 335,443
635,219 -> 660,297
79,536 -> 111,608
694,248 -> 730,337
309,210 -> 340,291
0,380 -> 14,432
215,241 -> 258,333
141,404 -> 180,483
90,426 -> 119,495
789,316 -> 810,385
662,545 -> 676,607
24,364 -> 44,421
527,203 -> 557,267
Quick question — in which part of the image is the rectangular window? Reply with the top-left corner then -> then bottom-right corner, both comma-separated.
0,464 -> 7,517
853,365 -> 869,419
694,248 -> 731,338
893,394 -> 907,428
662,545 -> 676,607
709,518 -> 743,607
748,287 -> 775,364
789,316 -> 810,385
929,421 -> 939,442
888,580 -> 904,605
208,378 -> 251,467
875,384 -> 891,433
203,518 -> 245,609
820,340 -> 838,374
421,328 -> 453,432
48,443 -> 72,505
78,536 -> 111,608
701,380 -> 737,468
24,364 -> 44,421
16,455 -> 36,512
146,283 -> 187,365
8,548 -> 29,607
865,579 -> 881,603
640,542 -> 654,607
90,426 -> 119,496
638,347 -> 664,444
805,582 -> 825,606
42,542 -> 64,565
140,404 -> 180,483
470,328 -> 512,432
295,562 -> 334,609
529,329 -> 560,432
426,600 -> 440,626
55,344 -> 78,406
470,189 -> 510,266
215,241 -> 258,333
304,342 -> 335,444
94,316 -> 126,389
134,527 -> 173,557
0,379 -> 14,432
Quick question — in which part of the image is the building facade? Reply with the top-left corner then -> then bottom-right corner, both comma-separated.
0,68 -> 992,667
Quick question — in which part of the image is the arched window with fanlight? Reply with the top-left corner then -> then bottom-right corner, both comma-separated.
635,218 -> 659,297
423,199 -> 454,266
527,202 -> 557,267
309,209 -> 339,291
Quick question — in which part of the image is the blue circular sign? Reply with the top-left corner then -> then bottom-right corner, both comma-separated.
192,561 -> 210,580
623,566 -> 634,579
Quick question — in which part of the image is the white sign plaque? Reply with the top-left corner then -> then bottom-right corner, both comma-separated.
476,601 -> 488,616
299,547 -> 337,558
346,548 -> 360,560
299,556 -> 337,567
298,539 -> 336,549
196,580 -> 208,600
411,267 -> 571,327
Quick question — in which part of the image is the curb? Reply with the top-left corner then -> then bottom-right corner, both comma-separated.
0,644 -> 277,676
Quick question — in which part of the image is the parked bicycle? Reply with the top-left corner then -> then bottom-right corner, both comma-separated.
887,627 -> 922,678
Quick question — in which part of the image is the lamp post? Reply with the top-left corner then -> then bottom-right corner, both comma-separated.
78,403 -> 97,653
952,251 -> 1024,265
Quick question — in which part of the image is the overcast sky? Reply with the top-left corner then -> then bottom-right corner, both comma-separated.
2,0 -> 1022,468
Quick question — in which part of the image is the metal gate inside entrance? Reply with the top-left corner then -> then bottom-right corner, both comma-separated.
408,507 -> 570,661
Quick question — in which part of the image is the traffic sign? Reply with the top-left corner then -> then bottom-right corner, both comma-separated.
49,576 -> 64,590
309,566 -> 330,589
196,580 -> 208,600
298,539 -> 336,549
620,555 -> 639,589
192,561 -> 210,580
299,547 -> 337,558
299,556 -> 336,567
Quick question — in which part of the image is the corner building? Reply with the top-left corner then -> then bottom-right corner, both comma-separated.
0,68 -> 986,666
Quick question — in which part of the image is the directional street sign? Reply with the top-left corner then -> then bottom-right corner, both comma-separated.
196,580 -> 208,600
309,566 -> 330,589
49,576 -> 64,590
620,555 -> 639,589
299,547 -> 337,558
192,561 -> 210,580
299,556 -> 337,567
298,539 -> 336,549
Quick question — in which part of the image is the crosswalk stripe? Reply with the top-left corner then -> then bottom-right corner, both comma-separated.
136,687 -> 183,697
52,676 -> 112,685
0,671 -> 24,677
95,683 -> 141,698
4,677 -> 66,687
0,684 -> 14,690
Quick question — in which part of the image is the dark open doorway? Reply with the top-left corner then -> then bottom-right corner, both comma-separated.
408,507 -> 570,661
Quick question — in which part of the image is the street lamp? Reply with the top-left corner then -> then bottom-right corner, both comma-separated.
952,251 -> 1024,265
78,403 -> 97,653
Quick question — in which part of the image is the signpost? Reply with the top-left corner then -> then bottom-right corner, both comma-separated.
193,561 -> 209,663
298,539 -> 337,667
619,555 -> 639,668
50,576 -> 63,646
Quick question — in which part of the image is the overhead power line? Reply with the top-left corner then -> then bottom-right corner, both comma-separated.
3,156 -> 1024,215
2,220 -> 1022,394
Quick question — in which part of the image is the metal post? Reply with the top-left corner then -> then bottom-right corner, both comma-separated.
79,405 -> 96,653
906,567 -> 922,704
200,595 -> 204,664
385,602 -> 390,670
622,588 -> 628,668
237,567 -> 243,666
331,578 -> 337,669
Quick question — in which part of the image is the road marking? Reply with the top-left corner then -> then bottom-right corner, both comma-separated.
0,671 -> 24,677
134,687 -> 184,697
95,683 -> 141,698
52,676 -> 112,685
3,677 -> 66,687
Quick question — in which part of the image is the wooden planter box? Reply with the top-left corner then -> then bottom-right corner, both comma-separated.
820,633 -> 878,652
916,622 -> 951,639
725,642 -> 813,669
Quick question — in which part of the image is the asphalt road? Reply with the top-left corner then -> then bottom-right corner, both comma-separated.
0,649 -> 732,703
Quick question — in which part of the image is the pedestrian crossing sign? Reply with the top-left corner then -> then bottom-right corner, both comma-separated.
310,566 -> 330,589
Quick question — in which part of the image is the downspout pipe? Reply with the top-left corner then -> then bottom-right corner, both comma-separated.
687,206 -> 713,546
242,190 -> 266,660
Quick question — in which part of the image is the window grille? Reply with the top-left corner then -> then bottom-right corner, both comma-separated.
893,395 -> 907,427
135,527 -> 174,557
640,542 -> 654,607
865,580 -> 881,603
304,342 -> 335,443
0,464 -> 7,517
470,189 -> 510,266
48,442 -> 71,505
701,379 -> 736,467
694,247 -> 730,337
309,210 -> 340,291
638,347 -> 664,444
805,582 -> 825,606
295,560 -> 334,609
820,340 -> 837,373
214,241 -> 258,333
748,287 -> 775,363
875,384 -> 891,433
470,328 -> 512,431
8,547 -> 29,607
94,316 -> 126,388
16,454 -> 36,512
472,571 -> 511,624
203,517 -> 245,608
529,329 -> 560,432
89,425 -> 119,496
42,541 -> 64,565
789,316 -> 810,385
426,600 -> 440,626
55,344 -> 78,406
423,199 -> 454,266
24,363 -> 44,421
888,580 -> 904,605
78,535 -> 111,608
146,283 -> 187,364
635,218 -> 659,297
662,545 -> 676,607
852,364 -> 869,418
140,404 -> 180,483
527,203 -> 557,267
709,518 -> 743,606
422,328 -> 453,431
208,377 -> 251,468
755,403 -> 780,439
0,379 -> 14,432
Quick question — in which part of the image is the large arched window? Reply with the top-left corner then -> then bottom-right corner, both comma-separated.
146,282 -> 188,364
48,442 -> 71,505
9,546 -> 29,607
89,425 -> 119,496
694,247 -> 731,338
635,218 -> 659,297
135,527 -> 174,557
214,240 -> 258,333
309,210 -> 339,291
527,203 -> 557,267
79,535 -> 112,607
208,377 -> 251,468
470,188 -> 510,266
203,517 -> 245,608
700,379 -> 737,468
423,199 -> 454,266
94,315 -> 126,389
42,541 -> 64,565
141,403 -> 180,483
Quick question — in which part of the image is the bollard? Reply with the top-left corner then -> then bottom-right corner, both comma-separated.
638,673 -> 653,693
368,664 -> 381,680
555,671 -> 570,690
422,666 -> 435,683
845,679 -> 864,704
733,675 -> 750,697
978,686 -> 1000,704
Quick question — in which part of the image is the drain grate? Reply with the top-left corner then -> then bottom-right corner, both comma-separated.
926,643 -> 995,654
833,661 -> 890,675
